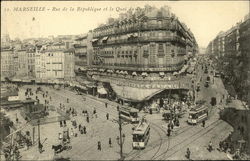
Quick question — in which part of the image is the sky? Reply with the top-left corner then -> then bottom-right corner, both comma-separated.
1,1 -> 249,47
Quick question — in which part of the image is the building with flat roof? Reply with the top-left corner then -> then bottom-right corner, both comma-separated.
87,6 -> 198,106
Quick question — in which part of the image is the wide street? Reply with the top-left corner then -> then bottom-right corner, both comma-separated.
1,61 -> 234,160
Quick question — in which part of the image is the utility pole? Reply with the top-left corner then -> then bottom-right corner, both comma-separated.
37,119 -> 41,151
114,106 -> 126,161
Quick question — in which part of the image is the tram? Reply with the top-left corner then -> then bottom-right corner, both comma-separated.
119,106 -> 139,123
132,120 -> 150,149
187,105 -> 208,125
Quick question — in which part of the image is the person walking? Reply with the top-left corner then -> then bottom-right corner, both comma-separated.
106,113 -> 109,120
98,141 -> 101,151
105,102 -> 108,108
202,120 -> 206,127
167,127 -> 171,137
208,141 -> 213,152
109,138 -> 112,147
78,124 -> 82,131
86,116 -> 89,123
83,126 -> 86,134
186,148 -> 191,159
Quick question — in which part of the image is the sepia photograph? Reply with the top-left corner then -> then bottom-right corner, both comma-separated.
0,1 -> 250,160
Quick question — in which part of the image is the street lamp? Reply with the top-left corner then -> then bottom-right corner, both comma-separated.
114,107 -> 126,161
37,119 -> 41,152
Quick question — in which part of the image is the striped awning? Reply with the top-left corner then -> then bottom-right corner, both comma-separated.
91,39 -> 98,42
142,72 -> 148,76
102,36 -> 108,41
159,72 -> 165,76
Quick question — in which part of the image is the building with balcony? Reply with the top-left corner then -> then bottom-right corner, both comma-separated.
35,42 -> 75,80
0,47 -> 15,80
87,6 -> 198,106
206,14 -> 250,106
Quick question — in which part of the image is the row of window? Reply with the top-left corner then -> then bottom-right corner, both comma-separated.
93,19 -> 179,37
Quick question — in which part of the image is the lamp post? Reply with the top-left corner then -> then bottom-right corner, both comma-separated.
37,119 -> 41,151
115,107 -> 126,161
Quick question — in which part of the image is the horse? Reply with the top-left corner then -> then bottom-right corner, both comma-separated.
52,144 -> 63,153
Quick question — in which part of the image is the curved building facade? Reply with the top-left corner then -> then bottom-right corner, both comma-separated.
87,6 -> 198,103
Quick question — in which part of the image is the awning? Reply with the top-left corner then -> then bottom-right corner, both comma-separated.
133,33 -> 138,37
22,79 -> 31,83
142,72 -> 148,76
99,69 -> 105,72
132,72 -> 137,76
91,39 -> 98,42
116,70 -> 120,74
102,36 -> 108,41
12,79 -> 22,82
111,84 -> 164,102
127,34 -> 133,38
173,72 -> 178,76
159,72 -> 165,76
107,70 -> 114,73
123,71 -> 128,75
97,87 -> 107,95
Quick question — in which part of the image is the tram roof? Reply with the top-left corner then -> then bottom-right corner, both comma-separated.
120,106 -> 139,112
133,122 -> 150,135
189,105 -> 208,114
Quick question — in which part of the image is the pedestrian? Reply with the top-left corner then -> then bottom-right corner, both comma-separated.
50,96 -> 52,101
83,126 -> 86,134
43,93 -> 45,98
208,141 -> 213,152
109,138 -> 112,147
186,148 -> 191,159
78,124 -> 82,131
93,108 -> 96,114
171,122 -> 174,130
60,121 -> 63,127
106,113 -> 109,120
67,98 -> 69,103
64,120 -> 66,126
202,120 -> 205,127
86,116 -> 89,123
39,141 -> 43,153
167,128 -> 171,136
105,102 -> 108,108
98,141 -> 101,151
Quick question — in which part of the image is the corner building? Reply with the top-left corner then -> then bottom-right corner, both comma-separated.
87,6 -> 198,105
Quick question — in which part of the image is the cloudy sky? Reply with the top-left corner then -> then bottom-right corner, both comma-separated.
1,1 -> 249,47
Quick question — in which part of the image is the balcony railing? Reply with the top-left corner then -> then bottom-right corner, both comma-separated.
95,35 -> 186,47
93,24 -> 180,39
90,62 -> 184,72
87,71 -> 191,89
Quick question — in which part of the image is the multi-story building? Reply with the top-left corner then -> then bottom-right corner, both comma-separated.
206,14 -> 249,105
35,42 -> 75,80
16,49 -> 28,77
27,47 -> 36,78
0,47 -> 15,79
238,15 -> 250,105
87,6 -> 198,106
74,34 -> 88,70
74,32 -> 93,76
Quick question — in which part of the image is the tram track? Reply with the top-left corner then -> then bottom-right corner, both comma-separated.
124,122 -> 169,160
153,119 -> 223,160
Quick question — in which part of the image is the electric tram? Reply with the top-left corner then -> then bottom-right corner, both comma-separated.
132,119 -> 150,149
119,106 -> 139,123
187,105 -> 208,125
